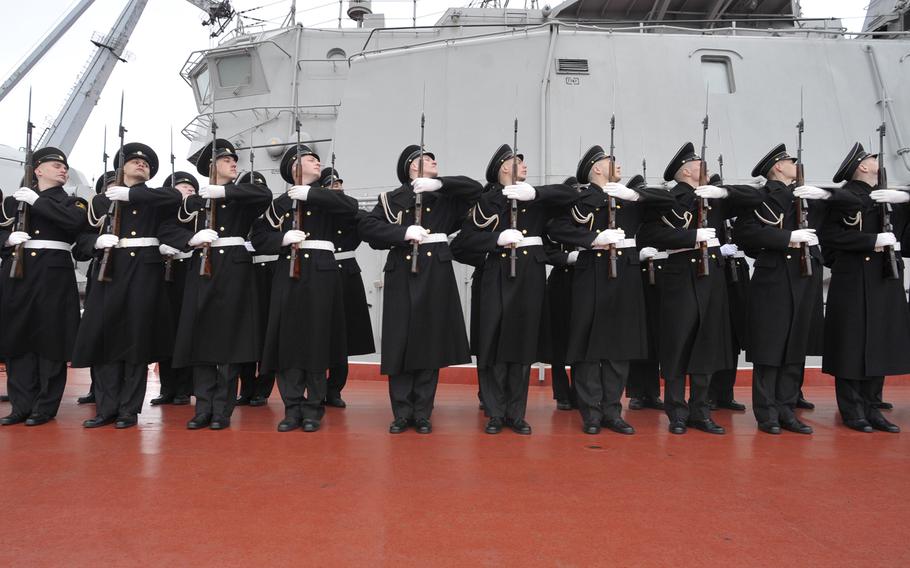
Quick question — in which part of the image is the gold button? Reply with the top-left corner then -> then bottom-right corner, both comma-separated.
786,255 -> 792,259
405,209 -> 410,213
34,229 -> 40,235
658,265 -> 662,270
426,207 -> 431,212
642,268 -> 646,272
596,252 -> 602,257
30,251 -> 37,257
219,249 -> 224,254
711,254 -> 716,259
285,213 -> 290,218
690,259 -> 696,263
427,251 -> 432,257
306,211 -> 312,216
132,209 -> 138,215
617,250 -> 623,256
521,229 -> 527,235
338,264 -> 342,268
260,263 -> 266,266
130,252 -> 135,257
522,250 -> 528,255
219,226 -> 225,231
304,253 -> 309,258
595,208 -> 600,212
501,253 -> 507,258
130,230 -> 136,236
865,256 -> 871,262
285,255 -> 290,260
337,230 -> 342,234
405,255 -> 411,260
221,204 -> 226,209
521,208 -> 526,213
595,229 -> 601,233
337,247 -> 342,251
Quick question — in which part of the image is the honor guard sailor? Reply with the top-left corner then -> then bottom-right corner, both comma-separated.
72,142 -> 182,429
162,139 -> 272,430
451,144 -> 576,435
249,146 -> 358,432
548,146 -> 674,434
359,144 -> 482,434
818,142 -> 910,433
0,148 -> 87,426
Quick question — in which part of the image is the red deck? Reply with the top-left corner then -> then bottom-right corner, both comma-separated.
2,368 -> 909,566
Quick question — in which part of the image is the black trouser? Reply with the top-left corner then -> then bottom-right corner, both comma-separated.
327,363 -> 348,399
752,364 -> 801,425
278,368 -> 326,421
94,361 -> 149,419
551,363 -> 576,404
389,369 -> 439,421
87,367 -> 97,396
709,368 -> 737,404
238,362 -> 275,400
627,358 -> 661,400
479,363 -> 531,421
158,359 -> 193,398
835,376 -> 887,423
6,353 -> 67,418
193,364 -> 240,419
663,374 -> 711,423
574,360 -> 629,425
871,376 -> 886,405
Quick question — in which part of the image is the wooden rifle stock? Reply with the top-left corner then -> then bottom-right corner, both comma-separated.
878,122 -> 899,280
696,161 -> 710,277
509,118 -> 519,279
411,113 -> 426,274
795,163 -> 813,277
10,91 -> 34,280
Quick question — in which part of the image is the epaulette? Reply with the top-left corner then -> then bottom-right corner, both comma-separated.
472,202 -> 499,231
379,191 -> 402,225
571,205 -> 594,231
177,195 -> 200,223
753,203 -> 784,228
0,198 -> 16,227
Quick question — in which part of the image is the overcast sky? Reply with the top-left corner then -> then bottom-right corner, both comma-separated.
0,0 -> 873,186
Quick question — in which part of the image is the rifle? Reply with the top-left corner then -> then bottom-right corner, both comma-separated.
288,106 -> 303,279
509,118 -> 519,279
879,121 -> 900,280
199,99 -> 217,278
795,93 -> 812,277
606,114 -> 618,279
9,89 -> 34,280
718,154 -> 738,283
411,113 -> 426,274
103,125 -> 109,178
643,157 -> 656,286
331,151 -> 337,186
696,92 -> 711,277
164,126 -> 176,282
97,92 -> 126,282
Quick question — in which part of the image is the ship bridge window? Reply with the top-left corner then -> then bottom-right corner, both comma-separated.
216,53 -> 252,87
194,65 -> 211,105
701,56 -> 735,94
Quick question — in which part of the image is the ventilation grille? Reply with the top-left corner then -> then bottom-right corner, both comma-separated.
556,58 -> 589,75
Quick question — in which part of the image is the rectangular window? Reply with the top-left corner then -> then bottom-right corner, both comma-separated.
701,56 -> 735,94
216,53 -> 252,88
194,65 -> 211,104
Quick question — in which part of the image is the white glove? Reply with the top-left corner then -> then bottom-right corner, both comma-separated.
288,185 -> 310,201
159,244 -> 181,256
793,185 -> 830,200
13,187 -> 39,206
695,228 -> 716,243
870,189 -> 910,204
639,247 -> 658,261
502,182 -> 536,202
412,177 -> 442,194
591,228 -> 626,248
105,186 -> 131,202
5,231 -> 31,247
875,232 -> 897,249
789,229 -> 816,244
496,229 -> 524,247
603,182 -> 639,201
695,185 -> 728,199
719,243 -> 739,257
404,225 -> 429,244
566,251 -> 579,265
94,234 -> 119,250
199,185 -> 226,199
188,228 -> 218,247
282,229 -> 307,246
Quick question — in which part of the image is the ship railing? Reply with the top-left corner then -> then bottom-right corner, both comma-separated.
350,19 -> 910,63
180,104 -> 340,142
